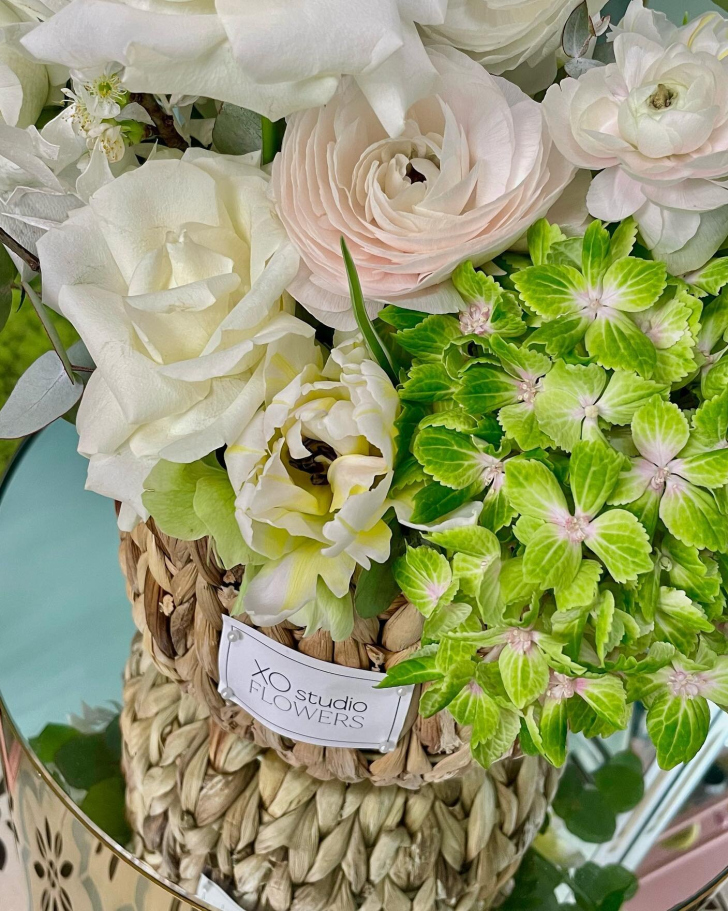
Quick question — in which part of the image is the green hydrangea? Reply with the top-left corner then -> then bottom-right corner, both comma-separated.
379,218 -> 728,772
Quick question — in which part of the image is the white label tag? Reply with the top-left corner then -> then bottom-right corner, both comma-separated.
218,615 -> 414,752
197,874 -> 244,911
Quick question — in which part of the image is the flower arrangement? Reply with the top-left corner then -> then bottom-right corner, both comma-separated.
2,0 -> 728,784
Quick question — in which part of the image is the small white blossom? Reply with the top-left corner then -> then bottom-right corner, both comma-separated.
85,121 -> 124,162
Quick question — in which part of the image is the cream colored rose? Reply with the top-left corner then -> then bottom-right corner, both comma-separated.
0,0 -> 49,126
226,338 -> 399,633
37,149 -> 310,529
421,0 -> 605,93
272,46 -> 574,328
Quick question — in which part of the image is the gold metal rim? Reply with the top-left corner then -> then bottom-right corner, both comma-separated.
0,692 -> 219,911
0,434 -> 217,911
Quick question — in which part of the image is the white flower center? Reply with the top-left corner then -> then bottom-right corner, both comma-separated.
668,669 -> 704,698
650,466 -> 671,490
518,378 -> 539,404
460,303 -> 492,335
564,514 -> 590,543
479,457 -> 503,487
368,137 -> 442,213
548,673 -> 577,702
85,72 -> 125,104
506,627 -> 538,655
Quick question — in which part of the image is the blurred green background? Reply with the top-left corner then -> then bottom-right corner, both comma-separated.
0,0 -> 724,476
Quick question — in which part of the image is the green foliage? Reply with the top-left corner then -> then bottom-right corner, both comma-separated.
504,747 -> 641,910
554,752 -> 644,843
503,849 -> 637,911
261,116 -> 286,166
143,457 -> 263,570
341,236 -> 399,384
31,715 -> 131,845
382,218 -> 728,775
355,518 -> 405,619
0,244 -> 16,334
212,103 -> 262,155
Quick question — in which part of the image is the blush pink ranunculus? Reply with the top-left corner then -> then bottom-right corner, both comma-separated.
543,1 -> 728,274
272,45 -> 575,328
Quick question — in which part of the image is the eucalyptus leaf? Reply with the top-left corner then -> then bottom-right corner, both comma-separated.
0,350 -> 84,438
562,0 -> 593,58
212,103 -> 262,155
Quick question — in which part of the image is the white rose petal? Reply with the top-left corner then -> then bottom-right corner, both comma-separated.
0,1 -> 50,127
36,149 -> 311,525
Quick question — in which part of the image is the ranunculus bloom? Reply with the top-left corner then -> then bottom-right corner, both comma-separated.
227,337 -> 399,632
421,0 -> 604,93
272,46 -> 574,328
37,149 -> 310,529
21,0 -> 447,137
543,0 -> 728,273
0,0 -> 50,127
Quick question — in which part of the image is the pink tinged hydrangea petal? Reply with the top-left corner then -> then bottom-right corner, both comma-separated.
632,397 -> 691,470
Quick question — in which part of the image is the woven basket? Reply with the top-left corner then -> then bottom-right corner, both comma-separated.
120,520 -> 500,787
122,635 -> 560,911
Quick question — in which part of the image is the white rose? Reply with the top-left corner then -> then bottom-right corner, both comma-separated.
543,0 -> 728,273
37,149 -> 309,530
421,0 -> 605,93
227,337 -> 399,634
272,46 -> 574,327
0,0 -> 49,126
22,0 -> 448,137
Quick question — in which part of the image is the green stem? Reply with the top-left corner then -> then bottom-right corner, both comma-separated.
22,281 -> 75,381
261,116 -> 286,166
341,236 -> 399,385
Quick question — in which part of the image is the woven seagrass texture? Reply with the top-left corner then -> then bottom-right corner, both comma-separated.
122,636 -> 561,911
120,520 -> 497,787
